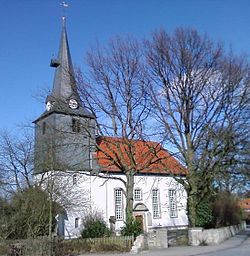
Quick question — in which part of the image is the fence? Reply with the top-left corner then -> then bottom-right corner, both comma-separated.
0,235 -> 134,256
0,237 -> 51,256
85,235 -> 134,247
57,235 -> 134,255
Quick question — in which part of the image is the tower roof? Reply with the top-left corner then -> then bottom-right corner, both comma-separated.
34,18 -> 94,123
50,17 -> 78,101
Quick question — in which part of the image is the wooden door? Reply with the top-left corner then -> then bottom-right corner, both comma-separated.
135,215 -> 144,232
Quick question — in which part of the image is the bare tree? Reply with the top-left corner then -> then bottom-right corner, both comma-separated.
0,130 -> 34,195
0,126 -> 90,242
145,28 -> 250,226
214,125 -> 250,194
76,36 -> 175,222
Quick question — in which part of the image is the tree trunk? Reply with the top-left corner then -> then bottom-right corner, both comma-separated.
185,134 -> 198,227
187,191 -> 198,227
125,172 -> 135,222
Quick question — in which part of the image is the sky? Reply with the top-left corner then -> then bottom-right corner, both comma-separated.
1,0 -> 250,133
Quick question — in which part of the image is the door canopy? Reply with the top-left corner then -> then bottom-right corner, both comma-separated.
133,203 -> 149,212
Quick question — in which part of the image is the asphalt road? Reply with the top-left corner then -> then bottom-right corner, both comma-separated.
200,238 -> 250,256
82,228 -> 250,256
143,232 -> 250,256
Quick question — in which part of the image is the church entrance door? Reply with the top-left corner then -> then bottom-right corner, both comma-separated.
135,215 -> 144,232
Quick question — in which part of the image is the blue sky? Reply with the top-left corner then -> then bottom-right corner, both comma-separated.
1,0 -> 250,132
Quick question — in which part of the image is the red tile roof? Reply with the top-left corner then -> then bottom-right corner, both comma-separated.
239,198 -> 250,210
96,136 -> 187,175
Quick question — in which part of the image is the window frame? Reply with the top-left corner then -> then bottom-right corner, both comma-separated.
42,122 -> 46,135
134,188 -> 142,201
75,217 -> 79,228
73,174 -> 77,185
169,189 -> 178,218
72,118 -> 81,132
114,188 -> 123,221
152,188 -> 161,219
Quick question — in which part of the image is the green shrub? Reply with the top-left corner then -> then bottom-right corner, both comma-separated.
0,187 -> 60,239
120,217 -> 142,237
195,200 -> 213,228
81,212 -> 111,238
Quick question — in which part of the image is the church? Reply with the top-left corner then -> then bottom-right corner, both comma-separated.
33,18 -> 188,238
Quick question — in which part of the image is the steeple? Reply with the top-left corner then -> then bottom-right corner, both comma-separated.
49,17 -> 78,101
33,16 -> 96,175
35,17 -> 94,120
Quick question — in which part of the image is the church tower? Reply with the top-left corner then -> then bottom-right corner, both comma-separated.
34,18 -> 95,174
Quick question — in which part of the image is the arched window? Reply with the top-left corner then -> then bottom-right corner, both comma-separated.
75,217 -> 79,228
73,174 -> 77,185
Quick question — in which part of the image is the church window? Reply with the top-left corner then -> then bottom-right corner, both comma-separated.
89,151 -> 93,169
169,189 -> 177,218
72,118 -> 80,132
114,188 -> 123,220
42,122 -> 46,134
75,217 -> 79,228
134,188 -> 142,201
73,174 -> 77,185
152,189 -> 160,219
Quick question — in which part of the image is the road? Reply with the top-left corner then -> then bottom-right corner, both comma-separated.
200,238 -> 250,256
143,227 -> 250,256
82,227 -> 250,256
143,231 -> 250,256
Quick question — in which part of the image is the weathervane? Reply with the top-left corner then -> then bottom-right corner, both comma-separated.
50,1 -> 70,68
60,1 -> 69,21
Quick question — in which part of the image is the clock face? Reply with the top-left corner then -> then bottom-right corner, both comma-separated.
69,99 -> 78,109
46,101 -> 52,111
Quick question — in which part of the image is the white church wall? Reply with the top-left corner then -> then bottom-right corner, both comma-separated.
35,171 -> 91,238
36,171 -> 188,238
76,173 -> 188,233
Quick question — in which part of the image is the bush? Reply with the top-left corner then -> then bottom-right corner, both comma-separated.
81,212 -> 111,238
210,192 -> 243,228
55,238 -> 90,256
0,187 -> 60,239
90,242 -> 131,252
195,200 -> 213,228
120,217 -> 142,238
55,237 -> 133,255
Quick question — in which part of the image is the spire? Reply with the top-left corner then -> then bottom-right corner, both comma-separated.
49,17 -> 79,101
35,17 -> 95,120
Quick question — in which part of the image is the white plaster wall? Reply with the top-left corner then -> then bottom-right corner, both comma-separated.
35,171 -> 91,239
36,172 -> 188,238
78,173 -> 188,232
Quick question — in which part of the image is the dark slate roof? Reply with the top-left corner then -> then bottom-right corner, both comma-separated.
34,18 -> 94,123
50,18 -> 79,101
34,100 -> 95,123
